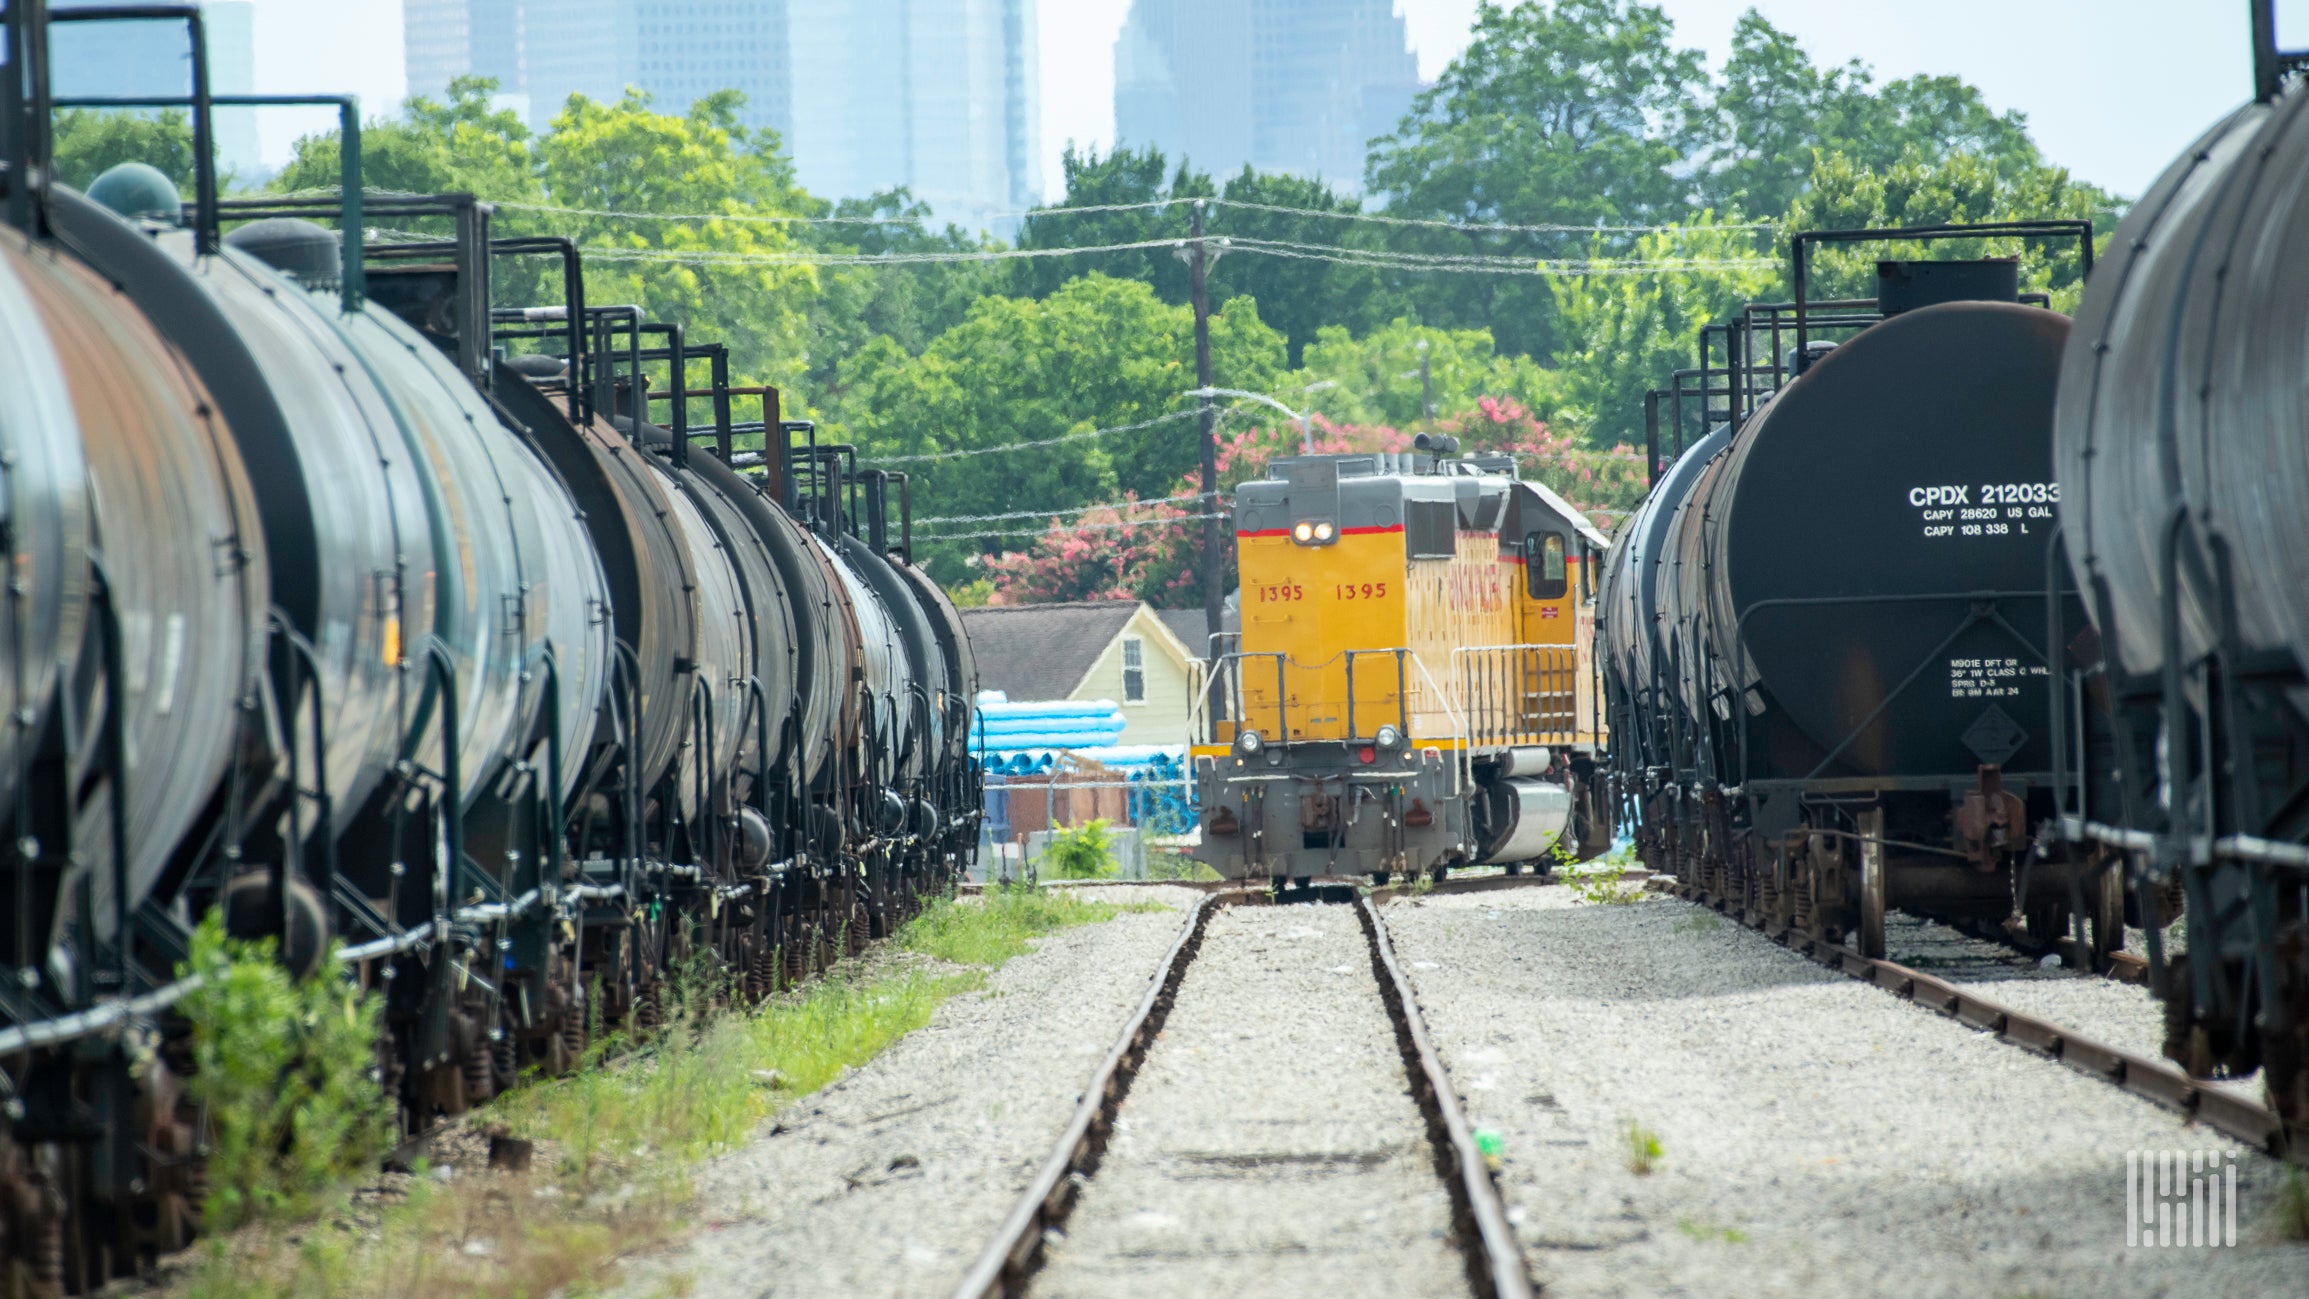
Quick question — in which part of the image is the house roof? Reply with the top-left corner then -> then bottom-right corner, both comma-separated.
1154,606 -> 1237,660
960,601 -> 1142,701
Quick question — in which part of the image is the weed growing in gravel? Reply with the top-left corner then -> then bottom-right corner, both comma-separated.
177,916 -> 392,1231
1672,913 -> 1721,935
175,883 -> 1139,1298
1677,1217 -> 1747,1244
1044,818 -> 1119,878
2281,1167 -> 2309,1241
1147,851 -> 1223,882
1568,860 -> 1644,905
900,883 -> 1141,966
1622,1120 -> 1664,1174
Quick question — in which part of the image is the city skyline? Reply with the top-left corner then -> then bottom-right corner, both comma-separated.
400,0 -> 1037,232
192,1 -> 2261,215
1112,0 -> 1421,193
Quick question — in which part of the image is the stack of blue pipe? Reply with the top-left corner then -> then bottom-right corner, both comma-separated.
970,695 -> 1127,753
970,693 -> 1199,837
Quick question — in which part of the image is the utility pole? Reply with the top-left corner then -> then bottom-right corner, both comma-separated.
1417,338 -> 1435,427
1181,200 -> 1224,666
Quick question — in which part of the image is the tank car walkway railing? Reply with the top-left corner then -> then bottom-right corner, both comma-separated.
1450,644 -> 1584,750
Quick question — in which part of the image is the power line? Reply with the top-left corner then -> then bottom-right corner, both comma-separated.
577,239 -> 1775,276
912,490 -> 1205,528
868,409 -> 1202,464
443,193 -> 1777,239
916,510 -> 1231,543
1204,198 -> 1779,236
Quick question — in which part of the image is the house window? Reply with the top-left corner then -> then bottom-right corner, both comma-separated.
1122,636 -> 1147,703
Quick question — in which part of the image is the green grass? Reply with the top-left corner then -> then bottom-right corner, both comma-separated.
176,882 -> 1143,1299
1677,1217 -> 1748,1244
2282,1167 -> 2309,1241
1042,819 -> 1119,879
1623,1119 -> 1664,1175
899,882 -> 1148,966
1147,851 -> 1223,882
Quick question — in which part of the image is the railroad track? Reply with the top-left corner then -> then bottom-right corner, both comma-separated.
1653,879 -> 2286,1154
950,889 -> 1535,1299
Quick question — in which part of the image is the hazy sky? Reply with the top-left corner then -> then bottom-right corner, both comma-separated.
246,0 -> 2263,202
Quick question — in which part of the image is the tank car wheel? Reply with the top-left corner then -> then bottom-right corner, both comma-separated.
1857,808 -> 1887,959
1430,864 -> 1448,885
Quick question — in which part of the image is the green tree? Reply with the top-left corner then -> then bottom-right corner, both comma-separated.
803,187 -> 1003,408
274,76 -> 541,202
1786,150 -> 2116,309
837,273 -> 1285,582
1547,218 -> 1781,450
1709,10 -> 2040,218
1295,316 -> 1561,430
1367,0 -> 1713,358
1010,144 -> 1210,303
1204,167 -> 1404,365
49,107 -> 197,191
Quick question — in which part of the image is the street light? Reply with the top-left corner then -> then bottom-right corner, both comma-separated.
1187,381 -> 1338,453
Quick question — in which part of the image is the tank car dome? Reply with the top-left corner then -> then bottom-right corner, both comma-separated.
506,352 -> 569,379
86,162 -> 182,223
224,217 -> 342,288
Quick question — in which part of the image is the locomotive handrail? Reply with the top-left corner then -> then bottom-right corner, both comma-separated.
1448,643 -> 1582,749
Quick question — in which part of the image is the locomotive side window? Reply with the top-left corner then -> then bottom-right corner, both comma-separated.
1525,532 -> 1568,600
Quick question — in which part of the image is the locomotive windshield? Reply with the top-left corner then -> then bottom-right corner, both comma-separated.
1526,532 -> 1568,599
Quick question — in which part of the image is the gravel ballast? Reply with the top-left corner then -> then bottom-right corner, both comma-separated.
615,886 -> 1200,1298
1884,913 -> 2172,1069
1384,888 -> 2309,1299
1033,903 -> 1465,1299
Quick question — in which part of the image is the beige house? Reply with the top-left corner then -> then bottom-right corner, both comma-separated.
960,601 -> 1209,746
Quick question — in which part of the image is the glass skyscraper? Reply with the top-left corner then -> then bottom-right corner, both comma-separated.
403,0 -> 1039,233
1113,0 -> 1421,193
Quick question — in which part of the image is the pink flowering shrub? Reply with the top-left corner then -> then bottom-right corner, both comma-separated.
986,398 -> 1649,605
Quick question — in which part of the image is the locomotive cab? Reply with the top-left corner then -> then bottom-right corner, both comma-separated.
1190,449 -> 1612,886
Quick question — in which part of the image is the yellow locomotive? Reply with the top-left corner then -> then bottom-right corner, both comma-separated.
1190,436 -> 1614,885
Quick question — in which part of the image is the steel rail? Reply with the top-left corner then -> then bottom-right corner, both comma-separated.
949,891 -> 1220,1298
951,886 -> 1538,1299
1653,879 -> 2285,1154
1356,895 -> 1538,1299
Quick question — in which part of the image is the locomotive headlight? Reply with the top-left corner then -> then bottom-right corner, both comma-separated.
1313,521 -> 1335,542
1374,724 -> 1404,753
1235,729 -> 1264,757
1292,521 -> 1315,544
